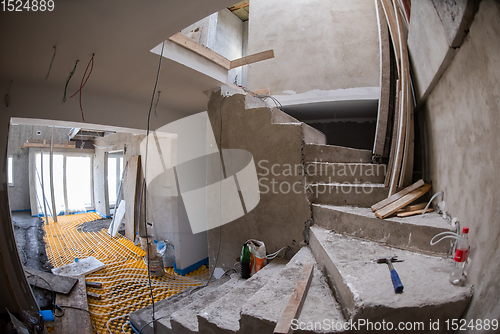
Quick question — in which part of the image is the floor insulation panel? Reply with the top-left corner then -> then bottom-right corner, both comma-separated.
43,212 -> 208,334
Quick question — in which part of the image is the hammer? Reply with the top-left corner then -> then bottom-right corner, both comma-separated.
376,256 -> 404,294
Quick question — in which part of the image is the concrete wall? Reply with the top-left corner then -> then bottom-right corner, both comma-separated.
206,91 -> 312,269
417,0 -> 500,326
246,0 -> 380,105
7,125 -> 71,212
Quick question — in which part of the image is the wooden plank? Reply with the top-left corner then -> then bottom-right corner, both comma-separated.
384,80 -> 400,187
375,184 -> 431,219
24,266 -> 77,295
229,3 -> 249,11
21,142 -> 77,149
125,156 -> 141,240
372,179 -> 424,212
380,0 -> 401,73
49,126 -> 58,223
406,202 -> 426,211
373,0 -> 392,158
387,0 -> 407,196
168,33 -> 230,70
86,291 -> 102,300
397,208 -> 434,218
230,50 -> 275,69
54,276 -> 93,334
252,88 -> 270,96
274,263 -> 314,334
85,281 -> 102,288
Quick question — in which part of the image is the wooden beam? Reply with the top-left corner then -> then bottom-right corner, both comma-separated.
375,184 -> 431,219
229,3 -> 249,11
85,281 -> 102,288
274,263 -> 314,334
168,33 -> 231,70
54,276 -> 93,334
230,50 -> 274,69
372,179 -> 424,212
21,142 -> 76,149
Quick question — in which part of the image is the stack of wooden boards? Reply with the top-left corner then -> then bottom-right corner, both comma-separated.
371,179 -> 433,219
380,0 -> 415,196
24,267 -> 94,333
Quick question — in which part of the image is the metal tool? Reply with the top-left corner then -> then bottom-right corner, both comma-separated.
376,256 -> 404,294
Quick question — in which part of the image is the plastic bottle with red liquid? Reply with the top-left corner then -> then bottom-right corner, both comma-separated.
449,227 -> 469,285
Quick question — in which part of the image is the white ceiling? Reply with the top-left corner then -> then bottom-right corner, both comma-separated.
0,0 -> 236,115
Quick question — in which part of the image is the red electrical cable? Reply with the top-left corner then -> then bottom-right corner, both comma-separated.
70,53 -> 94,121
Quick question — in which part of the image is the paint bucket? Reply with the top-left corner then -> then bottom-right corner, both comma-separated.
148,256 -> 164,277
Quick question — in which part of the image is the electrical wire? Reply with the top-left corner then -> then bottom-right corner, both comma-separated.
153,91 -> 161,118
142,40 -> 165,331
62,60 -> 79,103
422,191 -> 444,215
45,46 -> 57,80
70,53 -> 95,121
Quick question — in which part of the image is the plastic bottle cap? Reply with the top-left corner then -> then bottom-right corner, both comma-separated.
462,227 -> 469,234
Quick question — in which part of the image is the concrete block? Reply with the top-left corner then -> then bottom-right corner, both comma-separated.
301,123 -> 326,145
309,226 -> 473,332
198,259 -> 287,334
312,205 -> 454,255
240,247 -> 345,334
309,183 -> 389,208
170,276 -> 242,334
304,144 -> 372,163
305,162 -> 386,184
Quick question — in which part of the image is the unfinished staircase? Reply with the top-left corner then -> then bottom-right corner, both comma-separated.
129,91 -> 472,333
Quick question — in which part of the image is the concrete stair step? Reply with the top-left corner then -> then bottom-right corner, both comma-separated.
129,284 -> 200,334
242,92 -> 326,145
170,275 -> 243,334
240,247 -> 345,334
309,183 -> 389,208
197,258 -> 288,334
305,143 -> 373,163
306,162 -> 387,184
312,204 -> 454,255
309,225 -> 473,332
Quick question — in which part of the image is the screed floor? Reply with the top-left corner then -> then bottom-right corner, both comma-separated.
42,212 -> 208,333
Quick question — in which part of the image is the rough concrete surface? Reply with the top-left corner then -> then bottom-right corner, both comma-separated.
309,226 -> 472,332
304,143 -> 372,163
207,92 -> 312,270
198,259 -> 287,334
408,0 -> 451,99
240,247 -> 345,333
423,0 -> 500,327
12,211 -> 53,309
309,183 -> 389,208
170,276 -> 241,334
312,204 -> 454,255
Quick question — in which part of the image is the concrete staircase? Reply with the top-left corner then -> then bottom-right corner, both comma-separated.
129,92 -> 472,333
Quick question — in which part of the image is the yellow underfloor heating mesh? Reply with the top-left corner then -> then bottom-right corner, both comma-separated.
42,212 -> 208,334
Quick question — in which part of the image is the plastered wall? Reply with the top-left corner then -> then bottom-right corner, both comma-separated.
246,0 -> 380,100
